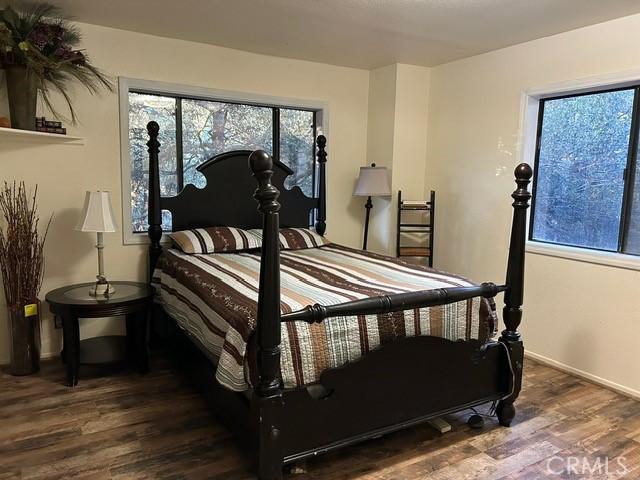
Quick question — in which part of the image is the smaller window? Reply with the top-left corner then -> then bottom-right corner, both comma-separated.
530,87 -> 639,256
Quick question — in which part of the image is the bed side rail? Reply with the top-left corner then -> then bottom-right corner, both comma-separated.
282,283 -> 506,324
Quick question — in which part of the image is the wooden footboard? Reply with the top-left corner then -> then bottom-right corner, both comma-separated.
280,336 -> 508,464
248,150 -> 531,479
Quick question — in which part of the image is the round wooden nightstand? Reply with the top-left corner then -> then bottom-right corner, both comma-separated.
45,281 -> 154,387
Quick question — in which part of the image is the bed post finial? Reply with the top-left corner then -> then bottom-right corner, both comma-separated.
251,151 -> 281,220
147,121 -> 163,280
497,162 -> 532,428
249,150 -> 284,479
315,135 -> 327,235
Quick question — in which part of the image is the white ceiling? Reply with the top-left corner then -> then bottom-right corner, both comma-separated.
43,0 -> 640,69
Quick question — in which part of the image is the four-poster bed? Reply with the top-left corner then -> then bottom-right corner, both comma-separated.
145,121 -> 532,480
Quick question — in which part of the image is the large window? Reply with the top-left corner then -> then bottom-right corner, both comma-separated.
128,90 -> 318,233
530,87 -> 640,256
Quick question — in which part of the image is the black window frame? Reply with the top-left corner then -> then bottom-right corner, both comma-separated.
529,85 -> 640,257
129,89 -> 319,233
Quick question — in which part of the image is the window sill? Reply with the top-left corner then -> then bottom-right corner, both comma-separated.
123,231 -> 172,246
526,241 -> 640,272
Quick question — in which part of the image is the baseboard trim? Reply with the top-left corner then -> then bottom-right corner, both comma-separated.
525,350 -> 640,400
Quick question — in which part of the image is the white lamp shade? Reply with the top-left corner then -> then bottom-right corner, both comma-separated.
76,191 -> 117,232
353,166 -> 391,197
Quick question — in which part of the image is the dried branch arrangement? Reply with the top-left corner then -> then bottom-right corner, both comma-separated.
0,182 -> 50,308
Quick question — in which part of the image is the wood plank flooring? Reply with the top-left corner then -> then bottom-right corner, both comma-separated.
1,355 -> 639,479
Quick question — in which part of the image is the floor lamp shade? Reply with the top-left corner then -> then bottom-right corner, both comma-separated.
353,166 -> 391,197
76,191 -> 117,232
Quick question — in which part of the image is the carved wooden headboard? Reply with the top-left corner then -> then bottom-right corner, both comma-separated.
145,121 -> 327,273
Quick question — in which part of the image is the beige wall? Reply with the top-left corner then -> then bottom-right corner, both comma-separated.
426,13 -> 640,395
0,23 -> 370,363
390,65 -> 430,259
392,64 -> 430,202
365,65 -> 397,253
366,64 -> 430,255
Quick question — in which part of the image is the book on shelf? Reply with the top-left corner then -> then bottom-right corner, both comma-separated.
35,117 -> 66,135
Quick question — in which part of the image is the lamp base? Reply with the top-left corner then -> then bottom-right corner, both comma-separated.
89,276 -> 116,298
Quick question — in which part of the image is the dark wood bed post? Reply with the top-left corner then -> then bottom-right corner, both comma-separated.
147,121 -> 163,279
315,135 -> 327,235
249,150 -> 285,480
496,163 -> 532,427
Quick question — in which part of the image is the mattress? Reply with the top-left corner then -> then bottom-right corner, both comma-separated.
153,244 -> 497,391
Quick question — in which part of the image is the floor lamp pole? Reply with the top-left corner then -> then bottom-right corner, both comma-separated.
363,195 -> 373,250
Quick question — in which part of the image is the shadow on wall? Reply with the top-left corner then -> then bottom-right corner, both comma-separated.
0,71 -> 6,117
45,207 -> 95,286
368,197 -> 392,254
343,177 -> 365,242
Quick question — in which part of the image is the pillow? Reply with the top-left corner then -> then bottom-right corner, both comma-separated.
248,228 -> 330,250
170,227 -> 260,254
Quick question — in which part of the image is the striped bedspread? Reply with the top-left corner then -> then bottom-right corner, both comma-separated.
153,244 -> 497,391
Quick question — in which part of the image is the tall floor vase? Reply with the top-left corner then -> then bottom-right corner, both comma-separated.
5,66 -> 38,131
8,302 -> 41,375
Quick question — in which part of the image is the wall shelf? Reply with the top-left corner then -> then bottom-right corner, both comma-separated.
0,127 -> 84,144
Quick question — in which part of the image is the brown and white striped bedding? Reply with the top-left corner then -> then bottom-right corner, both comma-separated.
248,228 -> 331,250
153,244 -> 497,391
170,227 -> 260,254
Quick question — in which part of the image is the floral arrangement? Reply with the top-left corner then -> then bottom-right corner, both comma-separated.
0,3 -> 112,122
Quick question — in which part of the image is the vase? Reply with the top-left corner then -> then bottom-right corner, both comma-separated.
8,302 -> 41,375
5,66 -> 38,131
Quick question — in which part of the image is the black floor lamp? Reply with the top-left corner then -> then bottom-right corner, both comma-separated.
353,163 -> 391,250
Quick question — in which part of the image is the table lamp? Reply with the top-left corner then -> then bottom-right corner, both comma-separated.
76,191 -> 117,297
353,163 -> 391,250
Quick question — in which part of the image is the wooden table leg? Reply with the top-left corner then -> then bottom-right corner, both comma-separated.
57,316 -> 66,364
61,314 -> 80,387
125,314 -> 136,365
126,309 -> 149,374
139,307 -> 150,374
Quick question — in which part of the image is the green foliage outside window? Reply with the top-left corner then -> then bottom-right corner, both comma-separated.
128,92 -> 317,232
